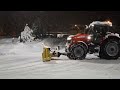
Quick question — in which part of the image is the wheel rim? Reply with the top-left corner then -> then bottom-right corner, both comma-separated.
106,42 -> 119,57
73,46 -> 84,58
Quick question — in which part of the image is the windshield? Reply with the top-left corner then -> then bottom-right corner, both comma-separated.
94,25 -> 109,34
84,25 -> 111,35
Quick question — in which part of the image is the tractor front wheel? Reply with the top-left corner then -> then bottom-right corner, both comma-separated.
67,44 -> 87,60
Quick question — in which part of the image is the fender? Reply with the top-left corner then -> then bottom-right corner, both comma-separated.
77,41 -> 88,49
105,32 -> 120,39
101,33 -> 120,45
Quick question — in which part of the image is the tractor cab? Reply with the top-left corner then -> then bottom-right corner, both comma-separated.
84,21 -> 113,44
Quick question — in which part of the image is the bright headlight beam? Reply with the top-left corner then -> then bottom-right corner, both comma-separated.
67,37 -> 72,40
87,35 -> 92,40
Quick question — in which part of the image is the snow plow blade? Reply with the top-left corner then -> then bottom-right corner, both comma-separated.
42,48 -> 52,62
42,47 -> 67,62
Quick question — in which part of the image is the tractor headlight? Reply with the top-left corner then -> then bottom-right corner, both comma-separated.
87,35 -> 92,40
67,37 -> 72,40
67,37 -> 72,44
67,35 -> 74,41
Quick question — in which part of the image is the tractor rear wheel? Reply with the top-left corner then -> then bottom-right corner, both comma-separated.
99,39 -> 120,60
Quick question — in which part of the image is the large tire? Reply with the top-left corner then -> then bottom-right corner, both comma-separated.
67,43 -> 87,60
99,39 -> 120,60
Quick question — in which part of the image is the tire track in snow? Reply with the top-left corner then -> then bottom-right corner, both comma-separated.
1,55 -> 120,78
0,60 -> 83,77
0,57 -> 40,70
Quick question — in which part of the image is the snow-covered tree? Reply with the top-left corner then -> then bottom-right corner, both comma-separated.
18,24 -> 34,42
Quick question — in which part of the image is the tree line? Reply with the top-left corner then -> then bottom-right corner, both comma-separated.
0,11 -> 120,38
0,12 -> 74,38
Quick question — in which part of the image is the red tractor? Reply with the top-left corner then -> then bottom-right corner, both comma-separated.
65,21 -> 120,60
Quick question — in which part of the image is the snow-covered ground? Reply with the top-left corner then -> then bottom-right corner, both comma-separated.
1,38 -> 120,79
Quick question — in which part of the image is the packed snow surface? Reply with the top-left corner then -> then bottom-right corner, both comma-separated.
1,38 -> 120,79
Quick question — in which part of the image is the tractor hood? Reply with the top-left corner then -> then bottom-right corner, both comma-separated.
74,33 -> 89,38
72,33 -> 92,42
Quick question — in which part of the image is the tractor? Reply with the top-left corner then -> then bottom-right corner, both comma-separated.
42,21 -> 120,61
65,21 -> 120,60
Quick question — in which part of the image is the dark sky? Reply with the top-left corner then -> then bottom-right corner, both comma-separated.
0,11 -> 120,25
47,11 -> 120,25
0,11 -> 120,36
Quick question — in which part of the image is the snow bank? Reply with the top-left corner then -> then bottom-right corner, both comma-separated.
0,38 -> 43,56
8,42 -> 43,55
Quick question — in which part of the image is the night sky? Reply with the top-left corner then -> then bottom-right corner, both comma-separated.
0,11 -> 120,36
47,11 -> 120,25
0,11 -> 120,25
